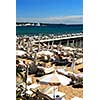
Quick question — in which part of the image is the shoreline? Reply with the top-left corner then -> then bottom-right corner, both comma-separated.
16,32 -> 83,37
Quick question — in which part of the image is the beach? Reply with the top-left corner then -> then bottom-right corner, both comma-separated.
16,33 -> 83,100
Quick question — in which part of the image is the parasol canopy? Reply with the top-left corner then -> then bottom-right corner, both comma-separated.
16,50 -> 27,56
52,45 -> 57,48
39,71 -> 71,99
62,46 -> 76,51
37,50 -> 54,56
37,71 -> 71,86
37,71 -> 71,99
75,58 -> 83,65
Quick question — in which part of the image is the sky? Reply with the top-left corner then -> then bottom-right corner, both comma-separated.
16,0 -> 83,24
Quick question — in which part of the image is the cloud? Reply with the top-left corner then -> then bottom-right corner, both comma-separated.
16,15 -> 83,24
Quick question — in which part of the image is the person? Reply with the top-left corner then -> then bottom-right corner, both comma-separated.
16,59 -> 19,65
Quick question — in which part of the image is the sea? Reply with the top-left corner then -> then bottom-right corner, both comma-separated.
16,24 -> 83,36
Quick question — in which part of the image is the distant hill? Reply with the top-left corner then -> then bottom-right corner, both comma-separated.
16,22 -> 83,26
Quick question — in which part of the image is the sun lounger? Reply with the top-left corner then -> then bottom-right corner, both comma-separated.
26,83 -> 40,95
30,89 -> 55,100
37,66 -> 55,74
27,83 -> 40,90
56,69 -> 83,87
56,69 -> 73,77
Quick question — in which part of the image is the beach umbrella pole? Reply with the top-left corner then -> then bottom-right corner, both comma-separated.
53,86 -> 56,99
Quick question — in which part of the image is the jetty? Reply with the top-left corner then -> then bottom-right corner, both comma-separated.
17,33 -> 83,48
33,34 -> 83,48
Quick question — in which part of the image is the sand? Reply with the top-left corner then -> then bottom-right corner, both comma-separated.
17,62 -> 83,100
32,64 -> 83,100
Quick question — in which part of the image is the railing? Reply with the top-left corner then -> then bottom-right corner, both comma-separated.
33,35 -> 83,43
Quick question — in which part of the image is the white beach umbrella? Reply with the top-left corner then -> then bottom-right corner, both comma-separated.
53,49 -> 61,54
16,50 -> 26,56
43,43 -> 47,47
77,48 -> 82,52
37,71 -> 71,98
75,58 -> 83,65
63,52 -> 67,56
52,45 -> 57,48
57,50 -> 61,55
53,49 -> 58,53
37,50 -> 54,56
77,53 -> 83,56
62,46 -> 74,51
38,72 -> 71,86
32,47 -> 38,51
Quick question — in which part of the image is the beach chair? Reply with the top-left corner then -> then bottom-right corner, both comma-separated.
69,73 -> 83,88
30,89 -> 54,100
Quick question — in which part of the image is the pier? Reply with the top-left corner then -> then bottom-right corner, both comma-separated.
17,33 -> 83,48
33,34 -> 83,48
